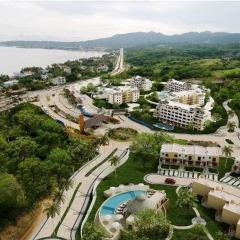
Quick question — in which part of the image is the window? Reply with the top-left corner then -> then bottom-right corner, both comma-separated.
198,156 -> 201,161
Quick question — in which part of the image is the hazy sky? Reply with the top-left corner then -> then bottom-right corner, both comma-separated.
0,1 -> 240,41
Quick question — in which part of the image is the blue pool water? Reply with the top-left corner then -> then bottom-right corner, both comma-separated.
100,190 -> 145,215
153,122 -> 174,131
158,91 -> 169,98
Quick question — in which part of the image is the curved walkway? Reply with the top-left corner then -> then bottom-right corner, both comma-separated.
169,186 -> 214,240
31,141 -> 130,240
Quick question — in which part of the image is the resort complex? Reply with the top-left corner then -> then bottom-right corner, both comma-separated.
95,85 -> 140,105
193,177 -> 240,239
129,75 -> 153,91
1,42 -> 240,240
159,143 -> 221,168
155,79 -> 213,130
96,184 -> 168,239
51,76 -> 66,85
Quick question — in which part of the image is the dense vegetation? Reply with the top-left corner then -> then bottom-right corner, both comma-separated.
3,31 -> 240,49
83,133 -> 232,239
0,53 -> 114,91
0,103 -> 99,229
111,44 -> 240,133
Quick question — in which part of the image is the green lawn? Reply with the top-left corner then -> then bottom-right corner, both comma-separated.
80,153 -> 235,239
84,153 -> 195,231
212,67 -> 240,78
171,229 -> 209,240
192,58 -> 222,67
218,157 -> 234,179
107,127 -> 138,141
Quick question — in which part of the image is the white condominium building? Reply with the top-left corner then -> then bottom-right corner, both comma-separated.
51,77 -> 66,85
155,100 -> 207,130
166,79 -> 191,92
130,75 -> 152,91
159,143 -> 221,168
155,79 -> 211,130
104,86 -> 140,105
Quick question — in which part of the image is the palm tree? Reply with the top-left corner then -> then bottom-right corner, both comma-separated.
61,178 -> 73,201
222,145 -> 234,168
227,121 -> 237,132
53,190 -> 65,205
44,202 -> 61,236
109,155 -> 120,177
176,188 -> 196,209
62,178 -> 73,192
100,133 -> 109,146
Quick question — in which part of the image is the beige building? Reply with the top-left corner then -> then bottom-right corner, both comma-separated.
159,143 -> 220,169
166,79 -> 191,92
170,89 -> 205,106
51,77 -> 66,85
192,178 -> 240,239
130,75 -> 153,91
105,86 -> 140,105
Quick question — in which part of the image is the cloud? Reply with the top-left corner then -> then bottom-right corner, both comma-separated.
0,1 -> 240,41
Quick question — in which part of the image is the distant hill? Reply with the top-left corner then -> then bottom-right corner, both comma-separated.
1,31 -> 240,50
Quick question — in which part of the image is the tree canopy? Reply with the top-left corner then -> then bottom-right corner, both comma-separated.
0,103 -> 99,228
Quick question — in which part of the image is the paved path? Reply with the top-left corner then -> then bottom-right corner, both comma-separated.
31,141 -> 130,240
39,90 -> 240,160
111,48 -> 124,76
145,174 -> 194,186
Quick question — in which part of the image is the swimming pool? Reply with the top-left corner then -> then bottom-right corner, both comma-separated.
153,122 -> 174,131
158,91 -> 169,98
100,190 -> 146,215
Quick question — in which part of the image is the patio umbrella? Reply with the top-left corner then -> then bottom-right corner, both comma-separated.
115,214 -> 123,221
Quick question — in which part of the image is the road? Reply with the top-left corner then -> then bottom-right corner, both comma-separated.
111,48 -> 124,75
30,96 -> 240,240
37,85 -> 240,161
1,48 -> 240,239
31,141 -> 130,240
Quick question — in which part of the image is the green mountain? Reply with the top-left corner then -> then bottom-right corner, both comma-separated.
1,31 -> 240,50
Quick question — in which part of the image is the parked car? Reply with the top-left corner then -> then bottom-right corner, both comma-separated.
165,178 -> 176,185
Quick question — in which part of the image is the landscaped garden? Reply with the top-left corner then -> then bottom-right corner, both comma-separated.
107,127 -> 138,141
129,98 -> 228,134
81,132 -> 235,240
93,98 -> 128,109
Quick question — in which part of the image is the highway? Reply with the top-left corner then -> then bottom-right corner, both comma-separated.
111,48 -> 124,75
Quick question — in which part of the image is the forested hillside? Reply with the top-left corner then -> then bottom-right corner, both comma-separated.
104,44 -> 240,133
2,31 -> 240,50
0,103 -> 99,229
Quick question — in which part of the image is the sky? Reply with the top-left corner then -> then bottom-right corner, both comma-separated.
0,0 -> 240,41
